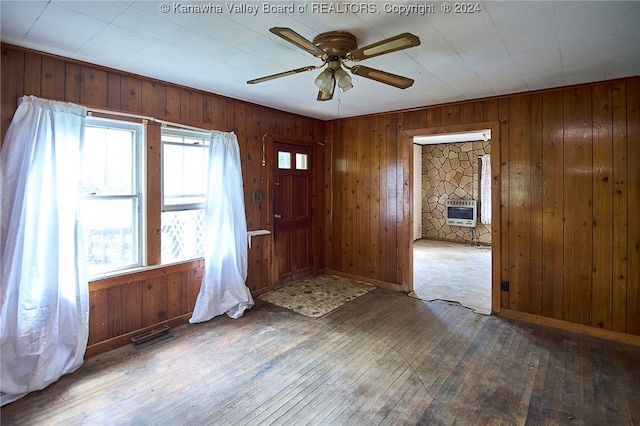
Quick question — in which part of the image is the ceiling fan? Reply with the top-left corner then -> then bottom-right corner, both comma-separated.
247,27 -> 421,101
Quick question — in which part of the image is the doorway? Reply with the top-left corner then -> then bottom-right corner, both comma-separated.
411,129 -> 493,314
272,141 -> 313,284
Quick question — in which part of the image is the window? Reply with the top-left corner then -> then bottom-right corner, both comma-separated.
296,153 -> 308,170
79,118 -> 145,276
161,128 -> 210,263
278,151 -> 291,169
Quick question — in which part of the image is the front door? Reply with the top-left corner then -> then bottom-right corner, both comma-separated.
273,142 -> 313,284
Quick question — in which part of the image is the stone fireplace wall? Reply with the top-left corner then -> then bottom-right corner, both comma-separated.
421,140 -> 491,245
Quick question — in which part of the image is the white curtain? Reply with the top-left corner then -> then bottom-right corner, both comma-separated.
1,96 -> 88,405
189,131 -> 254,323
480,154 -> 491,225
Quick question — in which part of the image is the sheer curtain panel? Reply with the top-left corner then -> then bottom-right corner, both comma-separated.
1,96 -> 88,406
480,154 -> 491,225
189,131 -> 254,323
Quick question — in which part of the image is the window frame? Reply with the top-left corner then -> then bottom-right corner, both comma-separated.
81,116 -> 146,277
160,127 -> 210,264
161,127 -> 210,213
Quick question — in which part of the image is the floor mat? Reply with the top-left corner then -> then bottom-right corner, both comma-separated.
259,275 -> 375,318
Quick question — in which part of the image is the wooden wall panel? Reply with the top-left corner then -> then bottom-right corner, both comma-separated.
80,67 -> 108,108
369,116 -> 381,279
324,75 -> 640,340
41,57 -> 66,101
541,90 -> 564,320
120,76 -> 141,113
2,44 -> 638,349
627,79 -> 640,335
165,86 -> 181,121
611,82 -> 628,333
141,80 -> 166,118
188,91 -> 203,126
591,83 -> 614,329
106,73 -> 121,110
245,105 -> 266,292
344,118 -> 358,275
529,93 -> 544,315
562,86 -> 593,326
88,290 -> 109,345
24,53 -> 42,97
499,98 -> 510,310
0,44 -> 324,355
120,281 -> 144,334
441,104 -> 461,126
397,114 -> 412,289
142,276 -> 167,327
166,272 -> 183,319
0,48 -> 24,145
64,63 -> 81,103
106,287 -> 122,339
507,95 -> 532,312
382,114 -> 399,283
356,116 -> 370,278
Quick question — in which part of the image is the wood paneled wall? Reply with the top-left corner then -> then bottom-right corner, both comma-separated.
325,78 -> 640,341
2,43 -> 639,347
1,44 -> 326,355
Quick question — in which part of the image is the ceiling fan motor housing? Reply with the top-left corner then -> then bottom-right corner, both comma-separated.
312,31 -> 358,58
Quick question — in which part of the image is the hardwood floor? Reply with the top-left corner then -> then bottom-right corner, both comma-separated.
2,288 -> 639,425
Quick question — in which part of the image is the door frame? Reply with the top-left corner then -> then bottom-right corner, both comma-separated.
404,121 -> 501,314
264,134 -> 319,287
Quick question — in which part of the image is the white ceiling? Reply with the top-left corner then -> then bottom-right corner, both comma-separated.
1,1 -> 638,120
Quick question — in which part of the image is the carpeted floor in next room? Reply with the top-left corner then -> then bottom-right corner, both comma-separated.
412,239 -> 492,315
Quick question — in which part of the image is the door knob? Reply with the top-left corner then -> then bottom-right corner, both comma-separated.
274,213 -> 282,219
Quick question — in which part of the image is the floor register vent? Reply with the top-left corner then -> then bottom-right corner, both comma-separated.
131,325 -> 173,348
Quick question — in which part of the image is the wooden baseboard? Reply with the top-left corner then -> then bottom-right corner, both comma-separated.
499,308 -> 640,347
85,314 -> 193,358
325,269 -> 404,293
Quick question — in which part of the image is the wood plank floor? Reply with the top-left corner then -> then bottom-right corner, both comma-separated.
2,288 -> 639,425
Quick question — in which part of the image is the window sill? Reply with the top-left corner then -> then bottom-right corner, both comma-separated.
88,258 -> 205,287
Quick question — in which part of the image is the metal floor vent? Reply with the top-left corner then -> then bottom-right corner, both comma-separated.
131,325 -> 173,349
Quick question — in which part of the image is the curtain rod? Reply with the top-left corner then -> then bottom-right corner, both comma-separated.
87,107 -> 212,133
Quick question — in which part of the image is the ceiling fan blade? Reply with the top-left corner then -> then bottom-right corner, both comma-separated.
247,65 -> 318,84
350,65 -> 415,89
270,27 -> 328,59
347,33 -> 420,61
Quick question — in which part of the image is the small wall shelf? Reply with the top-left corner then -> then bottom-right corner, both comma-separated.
247,229 -> 270,248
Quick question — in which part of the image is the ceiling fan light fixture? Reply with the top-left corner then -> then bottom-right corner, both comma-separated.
334,67 -> 353,93
250,28 -> 421,101
315,68 -> 334,93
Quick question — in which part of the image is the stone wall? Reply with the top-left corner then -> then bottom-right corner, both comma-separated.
421,140 -> 491,245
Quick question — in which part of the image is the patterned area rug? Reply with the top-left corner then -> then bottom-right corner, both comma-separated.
259,275 -> 376,318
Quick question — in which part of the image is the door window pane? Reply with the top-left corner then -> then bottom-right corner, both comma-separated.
278,151 -> 291,169
296,153 -> 308,170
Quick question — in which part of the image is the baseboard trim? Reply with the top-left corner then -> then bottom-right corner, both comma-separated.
85,314 -> 192,358
499,308 -> 640,347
